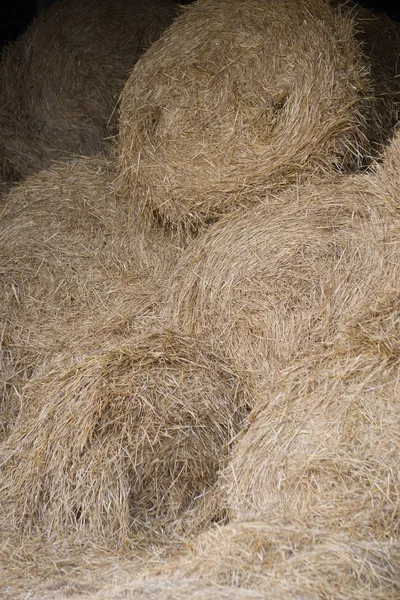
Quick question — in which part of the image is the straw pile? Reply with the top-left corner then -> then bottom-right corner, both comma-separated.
1,329 -> 248,542
0,0 -> 178,184
118,0 -> 385,239
0,156 -> 181,441
134,131 -> 400,599
2,2 -> 400,598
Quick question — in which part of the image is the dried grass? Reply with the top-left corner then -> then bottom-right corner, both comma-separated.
1,4 -> 400,597
0,532 -> 150,600
0,0 -> 178,183
164,130 -> 400,399
118,0 -> 387,240
224,292 -> 400,535
9,523 -> 396,599
0,156 -> 181,440
165,522 -> 400,600
1,329 -> 248,543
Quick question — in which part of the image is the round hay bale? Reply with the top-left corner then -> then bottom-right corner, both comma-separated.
118,0 -> 380,239
163,171 -> 399,396
0,0 -> 179,184
223,292 -> 400,541
0,156 -> 181,441
1,330 -> 248,542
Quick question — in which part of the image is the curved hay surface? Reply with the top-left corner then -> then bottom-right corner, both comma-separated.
224,292 -> 400,538
1,330 -> 247,542
164,174 -> 399,396
0,156 -> 180,440
119,0 -> 379,238
165,522 -> 400,600
50,524 -> 399,599
0,0 -> 178,183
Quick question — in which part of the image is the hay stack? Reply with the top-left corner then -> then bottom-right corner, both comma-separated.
118,0 -> 383,239
0,156 -> 181,440
1,330 -> 247,543
0,0 -> 178,184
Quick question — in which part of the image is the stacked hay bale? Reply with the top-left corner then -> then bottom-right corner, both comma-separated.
163,167 -> 398,396
0,0 -> 178,185
1,0 -> 400,597
0,156 -> 182,441
50,125 -> 400,600
150,130 -> 400,598
2,0 -> 387,438
1,329 -> 248,543
118,0 -> 390,240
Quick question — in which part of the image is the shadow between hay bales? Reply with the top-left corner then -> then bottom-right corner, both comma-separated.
0,0 -> 179,184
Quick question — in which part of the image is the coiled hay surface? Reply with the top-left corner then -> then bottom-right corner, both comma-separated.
119,0 -> 382,239
0,156 -> 181,440
16,524 -> 397,599
164,178 -> 399,397
224,292 -> 400,538
1,330 -> 248,543
0,0 -> 178,183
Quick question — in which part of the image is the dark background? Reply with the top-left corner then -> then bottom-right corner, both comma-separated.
1,0 -> 400,53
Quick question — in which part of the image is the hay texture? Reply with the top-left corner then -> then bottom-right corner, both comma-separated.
7,525 -> 396,599
1,330 -> 247,543
164,128 -> 400,396
118,0 -> 382,239
223,293 -> 400,540
162,522 -> 400,600
0,156 -> 180,441
0,0 -> 178,184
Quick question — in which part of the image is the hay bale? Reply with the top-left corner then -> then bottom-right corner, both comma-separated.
164,168 -> 399,397
223,292 -> 400,540
0,156 -> 181,440
118,0 -> 383,239
1,330 -> 248,542
0,0 -> 178,184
